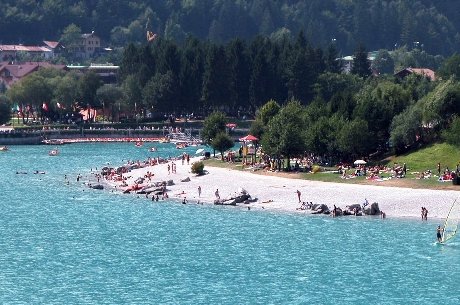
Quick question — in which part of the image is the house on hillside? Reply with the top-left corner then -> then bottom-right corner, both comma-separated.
0,45 -> 54,61
43,41 -> 65,57
394,68 -> 436,81
0,62 -> 67,89
67,31 -> 102,59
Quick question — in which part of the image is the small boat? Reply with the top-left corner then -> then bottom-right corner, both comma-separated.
149,147 -> 157,152
48,149 -> 59,156
0,146 -> 8,151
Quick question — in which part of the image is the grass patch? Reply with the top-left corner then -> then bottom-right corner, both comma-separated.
383,142 -> 460,173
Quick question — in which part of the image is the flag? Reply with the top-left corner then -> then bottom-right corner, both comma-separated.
42,103 -> 48,111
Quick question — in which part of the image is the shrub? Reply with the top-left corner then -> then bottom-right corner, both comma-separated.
191,161 -> 205,175
312,165 -> 321,173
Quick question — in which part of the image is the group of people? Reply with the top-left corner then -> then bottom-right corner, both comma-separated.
421,207 -> 429,220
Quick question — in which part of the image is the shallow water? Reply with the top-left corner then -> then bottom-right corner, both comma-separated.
0,143 -> 458,304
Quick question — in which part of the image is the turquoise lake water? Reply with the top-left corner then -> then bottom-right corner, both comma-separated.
0,143 -> 459,304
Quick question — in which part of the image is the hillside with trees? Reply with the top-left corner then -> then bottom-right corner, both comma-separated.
2,0 -> 460,56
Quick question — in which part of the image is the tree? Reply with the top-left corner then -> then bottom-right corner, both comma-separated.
142,71 -> 176,113
422,78 -> 460,130
212,132 -> 234,160
226,38 -> 250,113
60,24 -> 82,58
390,105 -> 423,154
438,53 -> 460,80
201,110 -> 227,146
78,72 -> 103,110
442,116 -> 460,146
0,97 -> 11,125
7,73 -> 53,122
255,99 -> 280,126
354,80 -> 411,149
96,85 -> 123,122
202,45 -> 230,111
337,118 -> 373,159
121,75 -> 143,119
372,49 -> 395,75
351,44 -> 371,78
324,43 -> 342,74
261,101 -> 307,170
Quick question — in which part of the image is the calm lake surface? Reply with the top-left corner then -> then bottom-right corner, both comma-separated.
0,143 -> 459,304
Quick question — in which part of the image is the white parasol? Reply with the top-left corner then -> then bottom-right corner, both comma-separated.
354,160 -> 367,165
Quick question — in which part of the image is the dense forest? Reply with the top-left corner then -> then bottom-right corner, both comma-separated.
2,0 -> 460,56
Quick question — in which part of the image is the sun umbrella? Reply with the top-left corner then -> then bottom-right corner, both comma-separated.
354,160 -> 367,165
239,134 -> 259,142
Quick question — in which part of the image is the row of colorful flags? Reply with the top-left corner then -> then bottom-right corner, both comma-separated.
11,102 -> 67,113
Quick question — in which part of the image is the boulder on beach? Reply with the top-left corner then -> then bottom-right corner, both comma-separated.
346,204 -> 362,212
363,202 -> 380,215
180,177 -> 191,182
312,204 -> 329,214
167,180 -> 174,186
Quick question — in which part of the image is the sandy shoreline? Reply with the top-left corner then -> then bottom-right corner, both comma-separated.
101,156 -> 460,220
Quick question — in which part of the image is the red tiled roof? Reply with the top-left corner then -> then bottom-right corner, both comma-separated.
394,67 -> 436,81
408,68 -> 436,81
43,41 -> 60,49
0,62 -> 66,78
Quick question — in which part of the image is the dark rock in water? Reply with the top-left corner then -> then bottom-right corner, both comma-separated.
311,203 -> 320,211
363,202 -> 380,215
91,184 -> 104,190
346,203 -> 362,212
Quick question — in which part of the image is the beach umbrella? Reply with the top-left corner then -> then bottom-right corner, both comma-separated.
195,148 -> 205,155
354,160 -> 367,165
239,134 -> 259,142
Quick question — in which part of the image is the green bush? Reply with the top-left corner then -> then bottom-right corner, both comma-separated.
191,161 -> 205,175
312,165 -> 321,173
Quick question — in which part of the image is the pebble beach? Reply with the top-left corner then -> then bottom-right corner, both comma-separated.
104,156 -> 460,220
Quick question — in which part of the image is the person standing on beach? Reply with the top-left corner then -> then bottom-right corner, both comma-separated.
215,189 -> 220,200
296,190 -> 301,203
198,186 -> 202,197
187,154 -> 190,165
168,164 -> 171,174
437,163 -> 441,175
